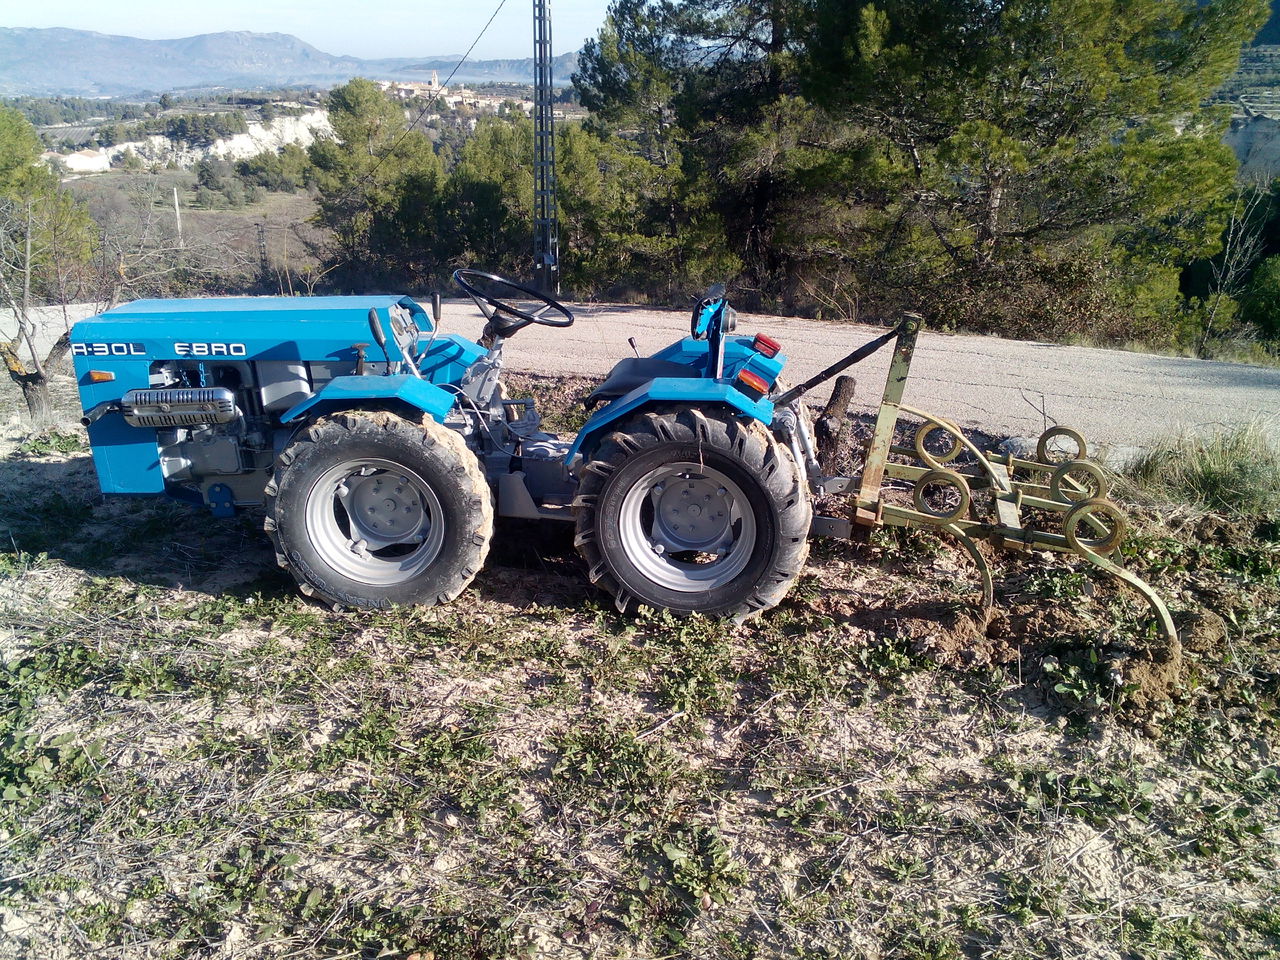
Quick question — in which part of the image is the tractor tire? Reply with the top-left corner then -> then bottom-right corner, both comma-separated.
573,408 -> 811,620
265,410 -> 493,609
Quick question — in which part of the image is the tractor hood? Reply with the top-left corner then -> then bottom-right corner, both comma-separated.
71,295 -> 431,364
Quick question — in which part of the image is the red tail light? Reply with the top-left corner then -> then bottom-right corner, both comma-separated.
752,333 -> 781,358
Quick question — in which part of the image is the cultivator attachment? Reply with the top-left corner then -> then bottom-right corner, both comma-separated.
787,318 -> 1176,644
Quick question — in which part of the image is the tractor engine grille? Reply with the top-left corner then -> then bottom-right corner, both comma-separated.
121,387 -> 240,427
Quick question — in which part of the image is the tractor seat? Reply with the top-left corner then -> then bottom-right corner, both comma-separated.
584,357 -> 701,409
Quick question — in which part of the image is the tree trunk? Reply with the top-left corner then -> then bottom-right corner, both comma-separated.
1,333 -> 69,427
19,375 -> 54,427
1,341 -> 54,426
977,175 -> 1005,266
815,374 -> 858,471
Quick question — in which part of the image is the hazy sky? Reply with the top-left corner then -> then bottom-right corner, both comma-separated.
4,0 -> 611,59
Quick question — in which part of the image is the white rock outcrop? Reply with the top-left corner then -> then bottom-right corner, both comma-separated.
1225,113 -> 1280,180
46,109 -> 333,173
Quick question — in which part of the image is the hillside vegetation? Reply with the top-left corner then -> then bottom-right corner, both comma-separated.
299,0 -> 1280,356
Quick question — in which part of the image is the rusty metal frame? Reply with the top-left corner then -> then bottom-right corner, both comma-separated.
804,319 -> 1176,644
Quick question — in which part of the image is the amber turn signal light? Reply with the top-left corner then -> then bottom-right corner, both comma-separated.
736,369 -> 770,394
88,370 -> 116,383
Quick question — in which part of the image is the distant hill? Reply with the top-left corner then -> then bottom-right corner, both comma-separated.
0,27 -> 579,97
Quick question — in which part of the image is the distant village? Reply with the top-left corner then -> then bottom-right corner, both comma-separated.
34,73 -> 578,176
375,72 -> 548,118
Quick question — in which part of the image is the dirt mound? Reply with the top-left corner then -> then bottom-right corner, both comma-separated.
1175,609 -> 1229,656
1118,630 -> 1184,714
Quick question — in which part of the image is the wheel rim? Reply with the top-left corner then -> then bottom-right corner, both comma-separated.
303,457 -> 447,585
617,461 -> 757,593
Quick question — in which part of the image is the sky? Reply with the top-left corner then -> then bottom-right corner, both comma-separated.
3,0 -> 611,59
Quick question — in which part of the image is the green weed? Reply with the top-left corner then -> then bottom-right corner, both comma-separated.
551,724 -> 683,816
999,761 -> 1155,826
19,428 -> 84,456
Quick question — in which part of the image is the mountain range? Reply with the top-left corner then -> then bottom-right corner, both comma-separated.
0,28 -> 581,97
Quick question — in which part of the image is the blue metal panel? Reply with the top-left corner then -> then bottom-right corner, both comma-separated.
651,337 -> 709,368
648,336 -> 784,384
280,374 -> 456,424
565,378 -> 775,461
71,295 -> 434,366
418,335 -> 486,384
75,359 -> 165,494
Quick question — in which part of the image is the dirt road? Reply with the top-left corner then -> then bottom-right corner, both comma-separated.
9,300 -> 1278,452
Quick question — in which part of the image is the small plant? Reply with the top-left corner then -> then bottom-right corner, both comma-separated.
1120,906 -> 1206,958
1026,568 -> 1090,600
881,852 -> 928,882
551,724 -> 683,816
648,823 -> 746,912
0,549 -> 52,579
0,642 -> 104,810
1001,873 -> 1063,925
1041,648 -> 1119,710
1001,762 -> 1155,826
635,609 -> 739,718
310,704 -> 512,819
19,428 -> 84,456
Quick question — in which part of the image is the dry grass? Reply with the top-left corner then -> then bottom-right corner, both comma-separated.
0,372 -> 1276,960
1121,420 -> 1280,517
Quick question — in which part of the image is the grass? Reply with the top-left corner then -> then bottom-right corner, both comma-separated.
1121,420 -> 1280,516
0,384 -> 1277,959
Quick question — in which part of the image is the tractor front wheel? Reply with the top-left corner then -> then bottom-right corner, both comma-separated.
266,411 -> 492,609
573,408 -> 811,619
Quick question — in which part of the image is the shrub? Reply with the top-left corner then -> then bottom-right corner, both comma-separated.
1242,254 -> 1280,342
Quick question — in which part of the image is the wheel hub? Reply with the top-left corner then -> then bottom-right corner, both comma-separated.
651,476 -> 734,554
342,471 -> 426,548
616,461 -> 758,593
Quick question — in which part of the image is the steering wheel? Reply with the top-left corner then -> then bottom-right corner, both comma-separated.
453,269 -> 574,338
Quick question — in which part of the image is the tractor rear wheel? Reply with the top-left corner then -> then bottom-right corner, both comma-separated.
266,411 -> 492,609
573,408 -> 811,620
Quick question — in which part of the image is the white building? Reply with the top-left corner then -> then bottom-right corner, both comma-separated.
59,148 -> 112,174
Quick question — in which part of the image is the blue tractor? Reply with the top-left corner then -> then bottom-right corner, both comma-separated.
71,271 -> 812,618
70,270 -> 1180,639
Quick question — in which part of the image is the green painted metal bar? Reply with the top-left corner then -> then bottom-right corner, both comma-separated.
854,319 -> 919,524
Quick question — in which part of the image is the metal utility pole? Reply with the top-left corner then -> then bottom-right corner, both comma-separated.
532,0 -> 560,294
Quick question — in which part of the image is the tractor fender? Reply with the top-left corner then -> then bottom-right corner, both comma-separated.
564,377 -> 774,463
280,374 -> 455,425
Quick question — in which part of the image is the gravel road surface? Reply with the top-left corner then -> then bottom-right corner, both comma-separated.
438,300 -> 1279,454
8,300 -> 1277,452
